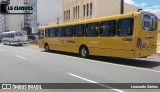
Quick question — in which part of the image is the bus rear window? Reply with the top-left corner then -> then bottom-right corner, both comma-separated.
143,13 -> 158,31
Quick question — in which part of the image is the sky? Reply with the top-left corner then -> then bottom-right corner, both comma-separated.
124,0 -> 160,18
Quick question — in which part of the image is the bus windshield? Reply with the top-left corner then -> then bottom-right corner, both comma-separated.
15,31 -> 27,36
15,32 -> 22,36
142,13 -> 158,31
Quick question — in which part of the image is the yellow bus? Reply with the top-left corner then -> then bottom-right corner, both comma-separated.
38,12 -> 158,58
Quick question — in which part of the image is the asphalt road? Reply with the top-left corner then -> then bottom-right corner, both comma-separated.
0,44 -> 160,92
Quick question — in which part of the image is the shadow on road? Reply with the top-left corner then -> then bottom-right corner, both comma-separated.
43,50 -> 160,69
6,44 -> 30,47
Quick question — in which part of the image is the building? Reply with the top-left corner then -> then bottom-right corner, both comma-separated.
0,14 -> 9,32
63,0 -> 138,23
0,0 -> 25,33
29,0 -> 62,34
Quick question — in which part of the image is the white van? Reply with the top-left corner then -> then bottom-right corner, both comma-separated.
2,31 -> 28,45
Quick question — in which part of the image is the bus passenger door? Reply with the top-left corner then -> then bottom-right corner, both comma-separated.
38,30 -> 45,48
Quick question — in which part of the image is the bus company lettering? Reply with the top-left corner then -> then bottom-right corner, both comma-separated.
123,38 -> 132,41
61,40 -> 75,44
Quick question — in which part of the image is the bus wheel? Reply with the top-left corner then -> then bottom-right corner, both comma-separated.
9,41 -> 11,45
3,41 -> 6,45
80,46 -> 89,58
44,43 -> 49,52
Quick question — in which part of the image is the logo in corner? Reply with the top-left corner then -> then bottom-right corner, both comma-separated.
0,0 -> 33,15
2,84 -> 12,89
0,0 -> 10,14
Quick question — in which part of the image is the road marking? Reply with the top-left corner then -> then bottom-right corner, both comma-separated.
20,48 -> 40,52
4,44 -> 160,73
15,55 -> 27,60
29,45 -> 39,48
69,73 -> 97,83
69,73 -> 125,92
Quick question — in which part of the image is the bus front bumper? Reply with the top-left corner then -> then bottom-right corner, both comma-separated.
10,41 -> 28,45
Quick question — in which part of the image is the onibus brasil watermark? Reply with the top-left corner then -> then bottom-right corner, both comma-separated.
0,83 -> 159,90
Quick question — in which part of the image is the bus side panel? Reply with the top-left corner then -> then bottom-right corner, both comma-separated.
46,37 -> 58,50
61,37 -> 77,53
111,50 -> 134,58
89,37 -> 112,56
38,39 -> 44,48
52,37 -> 64,51
89,48 -> 112,57
134,14 -> 141,58
82,37 -> 100,55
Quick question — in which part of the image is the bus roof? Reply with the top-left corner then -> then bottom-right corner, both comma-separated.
39,12 -> 142,29
2,30 -> 26,34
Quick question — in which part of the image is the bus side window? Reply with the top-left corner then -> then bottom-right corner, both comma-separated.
11,33 -> 13,38
100,20 -> 116,36
13,33 -> 15,38
65,26 -> 73,37
49,28 -> 57,37
57,27 -> 64,37
74,24 -> 85,37
39,30 -> 44,39
45,29 -> 50,37
86,22 -> 99,37
117,18 -> 134,36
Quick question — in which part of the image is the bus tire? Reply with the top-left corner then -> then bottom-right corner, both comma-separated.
79,46 -> 89,58
9,41 -> 11,45
3,41 -> 6,45
44,43 -> 49,52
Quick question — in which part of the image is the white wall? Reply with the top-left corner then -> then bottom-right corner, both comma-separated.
37,0 -> 62,26
8,0 -> 24,31
94,0 -> 137,18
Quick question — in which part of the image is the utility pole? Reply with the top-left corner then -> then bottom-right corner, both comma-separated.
57,17 -> 59,24
21,22 -> 23,30
121,0 -> 124,14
